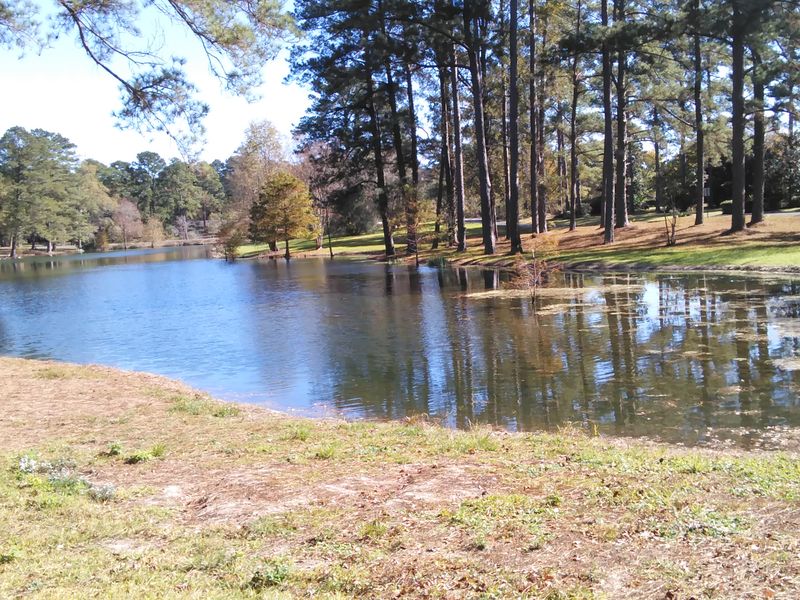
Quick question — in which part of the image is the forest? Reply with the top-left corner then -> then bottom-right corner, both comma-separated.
290,0 -> 800,257
2,0 -> 799,262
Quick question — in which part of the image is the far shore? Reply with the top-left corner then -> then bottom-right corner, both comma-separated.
0,237 -> 217,260
5,210 -> 800,277
1,356 -> 799,597
237,209 -> 800,275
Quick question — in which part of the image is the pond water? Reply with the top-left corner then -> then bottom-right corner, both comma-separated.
2,247 -> 800,449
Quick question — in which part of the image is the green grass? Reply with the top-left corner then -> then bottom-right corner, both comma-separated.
557,242 -> 800,269
3,358 -> 800,598
169,393 -> 242,418
235,222 -> 486,259
235,211 -> 800,272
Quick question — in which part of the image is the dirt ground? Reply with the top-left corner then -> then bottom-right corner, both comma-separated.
1,357 -> 799,598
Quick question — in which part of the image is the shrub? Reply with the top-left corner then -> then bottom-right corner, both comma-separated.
247,559 -> 291,590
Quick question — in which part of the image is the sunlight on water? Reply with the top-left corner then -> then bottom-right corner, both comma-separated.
2,247 -> 800,449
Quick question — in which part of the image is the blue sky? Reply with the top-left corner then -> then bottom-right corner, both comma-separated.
0,3 -> 310,165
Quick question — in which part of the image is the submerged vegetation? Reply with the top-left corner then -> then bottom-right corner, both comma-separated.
1,357 -> 799,598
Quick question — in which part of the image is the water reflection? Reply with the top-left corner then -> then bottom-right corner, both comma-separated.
1,249 -> 800,449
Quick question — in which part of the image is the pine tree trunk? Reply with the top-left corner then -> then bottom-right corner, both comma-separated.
536,10 -> 548,233
602,0 -> 615,242
500,0 -> 511,236
451,46 -> 467,252
365,61 -> 396,257
379,4 -> 411,253
529,0 -> 539,235
693,1 -> 705,225
403,53 -> 420,253
508,0 -> 522,253
464,1 -> 496,254
433,146 -> 445,250
614,0 -> 628,228
569,0 -> 582,229
438,63 -> 455,246
751,48 -> 765,225
557,111 -> 566,214
730,14 -> 746,233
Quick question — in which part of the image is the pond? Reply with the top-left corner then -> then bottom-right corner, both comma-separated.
2,247 -> 800,449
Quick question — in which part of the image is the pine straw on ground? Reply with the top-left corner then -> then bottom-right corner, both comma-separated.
409,212 -> 800,272
1,357 -> 799,599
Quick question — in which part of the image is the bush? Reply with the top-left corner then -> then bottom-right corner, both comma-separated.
720,200 -> 733,215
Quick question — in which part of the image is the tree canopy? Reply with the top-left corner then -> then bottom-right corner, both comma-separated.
0,1 -> 295,150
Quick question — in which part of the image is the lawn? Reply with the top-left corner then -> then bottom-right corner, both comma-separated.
235,211 -> 800,273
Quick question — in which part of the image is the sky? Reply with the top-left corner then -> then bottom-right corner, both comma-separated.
0,3 -> 310,165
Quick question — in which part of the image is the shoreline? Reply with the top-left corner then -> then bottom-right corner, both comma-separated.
1,356 -> 799,597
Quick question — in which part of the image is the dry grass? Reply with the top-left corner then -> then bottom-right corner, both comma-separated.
378,212 -> 800,272
1,357 -> 799,598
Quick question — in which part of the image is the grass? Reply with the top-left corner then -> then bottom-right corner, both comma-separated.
234,211 -> 800,273
1,356 -> 800,598
557,241 -> 800,270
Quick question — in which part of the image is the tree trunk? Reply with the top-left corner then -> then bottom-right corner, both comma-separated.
500,0 -> 511,236
10,233 -> 18,259
693,1 -> 705,225
379,4 -> 411,254
730,10 -> 746,232
284,237 -> 291,260
464,1 -> 496,254
655,137 -> 662,212
433,145 -> 445,250
536,7 -> 548,233
508,0 -> 522,253
451,45 -> 467,252
557,109 -> 567,215
325,206 -> 334,259
602,0 -> 615,242
614,0 -> 628,228
365,64 -> 396,257
529,0 -> 539,235
751,47 -> 765,225
437,62 -> 455,246
569,0 -> 582,230
403,53 -> 420,253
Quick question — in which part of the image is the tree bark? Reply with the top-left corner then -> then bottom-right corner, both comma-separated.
464,0 -> 496,254
508,0 -> 522,253
403,53 -> 420,253
536,5 -> 548,233
614,0 -> 628,228
730,5 -> 746,232
751,47 -> 765,225
693,0 -> 705,225
529,0 -> 539,235
569,0 -> 583,230
557,108 -> 567,215
437,62 -> 455,246
500,0 -> 511,236
365,63 -> 396,257
602,0 -> 615,242
451,46 -> 467,252
379,4 -> 412,254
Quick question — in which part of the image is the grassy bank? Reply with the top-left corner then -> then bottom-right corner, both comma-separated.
1,357 -> 799,598
239,211 -> 800,273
